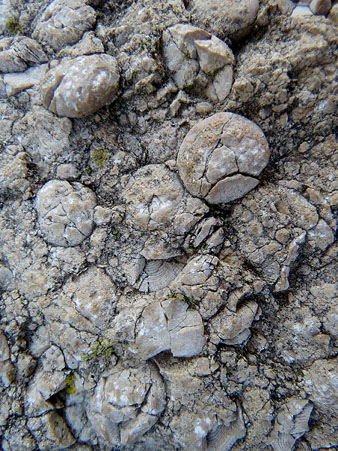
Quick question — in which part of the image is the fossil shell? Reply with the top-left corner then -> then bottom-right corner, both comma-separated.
137,259 -> 184,292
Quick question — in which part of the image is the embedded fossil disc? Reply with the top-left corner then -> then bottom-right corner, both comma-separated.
177,112 -> 270,204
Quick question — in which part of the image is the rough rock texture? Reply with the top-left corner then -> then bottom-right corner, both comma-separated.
190,0 -> 260,40
35,180 -> 97,246
177,112 -> 270,204
32,0 -> 97,52
163,24 -> 234,102
87,362 -> 166,446
41,54 -> 120,118
0,36 -> 47,73
0,0 -> 337,450
122,163 -> 208,259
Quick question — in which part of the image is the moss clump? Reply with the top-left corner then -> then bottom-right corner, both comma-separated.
91,149 -> 109,168
5,16 -> 23,34
187,297 -> 198,311
81,339 -> 115,362
65,373 -> 76,395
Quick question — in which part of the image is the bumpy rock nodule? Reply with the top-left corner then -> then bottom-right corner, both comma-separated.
190,0 -> 259,40
32,0 -> 97,52
87,363 -> 166,446
122,164 -> 208,259
163,23 -> 234,102
0,36 -> 47,73
35,180 -> 96,246
40,54 -> 120,118
177,112 -> 270,204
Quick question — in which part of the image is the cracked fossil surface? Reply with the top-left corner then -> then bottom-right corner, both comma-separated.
35,180 -> 97,246
177,112 -> 270,204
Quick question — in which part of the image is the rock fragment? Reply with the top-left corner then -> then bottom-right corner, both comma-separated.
4,64 -> 48,96
210,301 -> 259,345
135,298 -> 206,359
177,113 -> 270,204
0,36 -> 47,73
163,24 -> 234,102
32,0 -> 97,51
27,411 -> 76,450
63,267 -> 115,329
190,0 -> 259,40
310,0 -> 331,15
87,363 -> 166,447
304,358 -> 338,417
40,54 -> 120,118
35,180 -> 97,247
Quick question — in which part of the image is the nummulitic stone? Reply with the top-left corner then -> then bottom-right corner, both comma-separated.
190,0 -> 259,41
35,180 -> 97,247
177,112 -> 270,204
40,54 -> 120,118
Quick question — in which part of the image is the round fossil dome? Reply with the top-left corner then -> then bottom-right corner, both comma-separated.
35,180 -> 97,246
40,54 -> 120,118
177,112 -> 270,204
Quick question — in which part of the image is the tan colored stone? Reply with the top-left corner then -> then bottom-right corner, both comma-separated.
177,113 -> 270,204
41,54 -> 119,118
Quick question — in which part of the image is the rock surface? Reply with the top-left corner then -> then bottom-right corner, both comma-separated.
163,24 -> 234,101
0,0 -> 337,450
190,0 -> 260,40
87,363 -> 166,446
0,36 -> 47,73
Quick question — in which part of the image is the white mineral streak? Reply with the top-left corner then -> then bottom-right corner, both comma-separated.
177,112 -> 270,204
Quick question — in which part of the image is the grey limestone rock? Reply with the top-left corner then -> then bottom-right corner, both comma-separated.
27,411 -> 76,450
40,54 -> 120,118
135,298 -> 206,359
122,164 -> 208,260
0,36 -> 47,73
35,180 -> 97,247
177,112 -> 270,204
62,266 -> 115,329
32,0 -> 97,52
210,301 -> 259,345
268,398 -> 313,451
190,0 -> 259,41
87,363 -> 166,447
310,0 -> 331,15
163,23 -> 234,102
4,63 -> 48,96
304,358 -> 338,417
